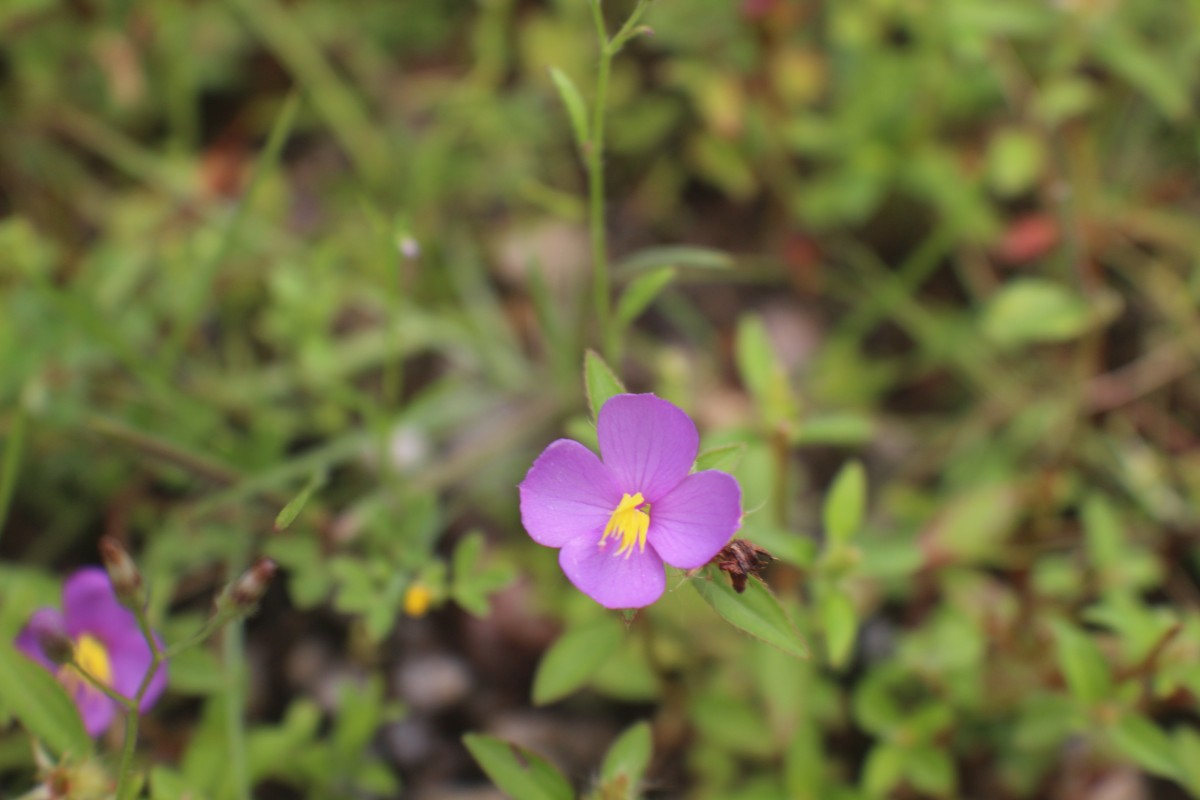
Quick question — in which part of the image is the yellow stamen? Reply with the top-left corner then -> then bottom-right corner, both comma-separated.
59,634 -> 112,691
600,492 -> 650,558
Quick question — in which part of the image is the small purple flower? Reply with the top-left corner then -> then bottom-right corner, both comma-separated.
519,394 -> 742,609
15,568 -> 167,737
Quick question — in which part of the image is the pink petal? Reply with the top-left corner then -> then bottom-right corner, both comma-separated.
108,630 -> 167,711
520,439 -> 622,548
62,568 -> 135,641
558,536 -> 666,609
72,682 -> 116,738
648,470 -> 741,569
598,395 -> 698,502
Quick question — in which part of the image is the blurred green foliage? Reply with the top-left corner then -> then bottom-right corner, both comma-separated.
2,0 -> 1200,797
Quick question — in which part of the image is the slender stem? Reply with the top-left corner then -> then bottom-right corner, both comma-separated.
0,397 -> 29,547
222,620 -> 250,800
71,665 -> 134,711
114,711 -> 141,800
587,0 -> 613,361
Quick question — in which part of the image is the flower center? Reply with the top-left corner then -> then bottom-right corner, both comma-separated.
60,634 -> 112,690
600,492 -> 650,558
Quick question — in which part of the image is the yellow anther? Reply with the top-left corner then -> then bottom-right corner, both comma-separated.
601,493 -> 650,558
60,634 -> 112,692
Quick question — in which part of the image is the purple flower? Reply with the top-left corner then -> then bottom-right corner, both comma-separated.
519,394 -> 742,609
15,568 -> 167,737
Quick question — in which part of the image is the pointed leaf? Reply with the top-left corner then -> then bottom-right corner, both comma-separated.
615,245 -> 734,276
463,733 -> 574,800
599,720 -> 653,785
273,470 -> 326,531
615,267 -> 676,329
693,443 -> 746,473
549,68 -> 590,151
1108,713 -> 1182,781
823,460 -> 866,544
821,588 -> 857,668
532,618 -> 623,705
693,569 -> 809,660
1051,620 -> 1111,704
584,350 -> 626,422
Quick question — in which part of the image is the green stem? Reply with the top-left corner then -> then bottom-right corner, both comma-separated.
223,620 -> 250,800
587,0 -> 613,362
0,397 -> 29,547
114,710 -> 141,800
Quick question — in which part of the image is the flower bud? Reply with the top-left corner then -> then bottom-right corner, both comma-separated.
228,558 -> 278,611
403,583 -> 432,618
98,537 -> 144,610
27,610 -> 74,666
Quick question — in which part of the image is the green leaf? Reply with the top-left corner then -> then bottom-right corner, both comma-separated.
1172,726 -> 1200,795
1051,620 -> 1111,705
614,245 -> 734,276
0,644 -> 92,757
152,767 -> 203,800
1082,493 -> 1123,573
273,470 -> 327,531
986,127 -> 1047,197
694,442 -> 746,473
823,460 -> 866,544
599,720 -> 653,786
981,279 -> 1091,348
821,588 -> 857,668
532,618 -> 623,705
792,412 -> 874,446
735,315 -> 798,427
1108,713 -> 1182,781
693,569 -> 809,660
861,742 -> 906,796
906,745 -> 955,795
1094,28 -> 1189,120
549,67 -> 590,151
584,350 -> 626,422
463,733 -> 574,800
615,266 -> 676,329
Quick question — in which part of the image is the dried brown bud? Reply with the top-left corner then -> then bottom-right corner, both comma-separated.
229,559 -> 278,610
712,539 -> 774,593
98,536 -> 144,609
28,610 -> 74,666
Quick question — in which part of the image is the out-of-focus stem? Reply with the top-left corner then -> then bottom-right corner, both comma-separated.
587,0 -> 613,361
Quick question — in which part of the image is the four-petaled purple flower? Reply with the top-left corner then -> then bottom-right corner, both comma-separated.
15,568 -> 167,737
520,394 -> 742,608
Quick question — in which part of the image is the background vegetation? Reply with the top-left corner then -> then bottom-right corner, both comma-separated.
2,0 -> 1199,797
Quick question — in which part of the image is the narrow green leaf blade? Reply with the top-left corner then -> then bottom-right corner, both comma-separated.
614,245 -> 734,276
273,470 -> 327,531
549,67 -> 590,151
599,720 -> 653,786
0,644 -> 92,757
532,618 -> 623,705
821,588 -> 857,668
693,443 -> 746,473
823,460 -> 866,544
1108,713 -> 1182,781
584,350 -> 626,422
1051,620 -> 1111,704
735,315 -> 798,426
693,570 -> 809,660
615,266 -> 676,329
463,733 -> 574,800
